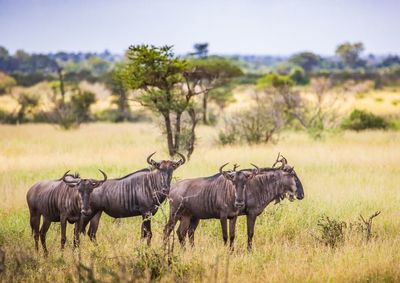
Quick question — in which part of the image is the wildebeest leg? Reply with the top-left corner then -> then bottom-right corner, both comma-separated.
246,214 -> 257,251
163,206 -> 180,242
39,217 -> 51,256
177,216 -> 190,247
29,211 -> 40,251
141,214 -> 152,246
60,216 -> 68,250
73,222 -> 80,248
229,217 -> 237,250
220,217 -> 228,245
188,217 -> 200,247
87,211 -> 102,242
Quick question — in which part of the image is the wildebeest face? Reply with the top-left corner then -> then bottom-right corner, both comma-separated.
146,152 -> 186,194
282,167 -> 304,201
293,171 -> 304,200
62,170 -> 107,216
272,154 -> 304,201
220,163 -> 258,208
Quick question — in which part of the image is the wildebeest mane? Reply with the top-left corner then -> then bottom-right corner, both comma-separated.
204,172 -> 223,181
114,168 -> 151,180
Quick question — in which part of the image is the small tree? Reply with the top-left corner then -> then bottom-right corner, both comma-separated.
13,93 -> 39,123
48,65 -> 96,129
289,52 -> 321,73
0,72 -> 16,95
335,42 -> 365,68
70,90 -> 96,123
256,74 -> 344,139
105,64 -> 131,122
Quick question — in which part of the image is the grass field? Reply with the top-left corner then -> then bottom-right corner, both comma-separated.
0,123 -> 400,282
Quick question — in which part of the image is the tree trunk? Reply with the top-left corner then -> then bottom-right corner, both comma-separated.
163,112 -> 175,156
57,67 -> 65,105
118,88 -> 129,122
174,112 -> 182,154
17,105 -> 25,124
186,108 -> 197,160
202,91 -> 208,125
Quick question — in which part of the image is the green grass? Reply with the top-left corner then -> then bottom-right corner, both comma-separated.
0,123 -> 400,282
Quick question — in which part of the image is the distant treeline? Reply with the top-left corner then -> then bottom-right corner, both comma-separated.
0,46 -> 120,86
1,42 -> 400,91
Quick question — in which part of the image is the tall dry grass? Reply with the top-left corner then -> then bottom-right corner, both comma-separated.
0,123 -> 399,282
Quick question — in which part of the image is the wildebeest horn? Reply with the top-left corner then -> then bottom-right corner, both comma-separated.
62,170 -> 70,179
272,152 -> 281,168
219,163 -> 230,174
220,163 -> 234,181
272,152 -> 287,169
250,163 -> 259,174
146,152 -> 158,167
62,170 -> 80,184
175,152 -> 186,166
98,169 -> 107,182
281,155 -> 288,167
233,163 -> 240,171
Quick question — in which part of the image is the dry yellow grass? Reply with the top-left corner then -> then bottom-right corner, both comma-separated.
0,123 -> 399,282
1,82 -> 399,127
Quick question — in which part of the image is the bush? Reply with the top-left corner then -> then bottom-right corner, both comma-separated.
289,66 -> 309,85
316,215 -> 347,248
218,95 -> 283,145
341,109 -> 389,131
0,108 -> 17,124
70,90 -> 96,122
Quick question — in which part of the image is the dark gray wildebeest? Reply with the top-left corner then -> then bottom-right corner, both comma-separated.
163,163 -> 259,247
26,170 -> 107,255
174,154 -> 304,250
81,152 -> 185,245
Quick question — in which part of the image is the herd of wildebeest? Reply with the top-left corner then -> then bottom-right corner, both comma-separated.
26,152 -> 304,255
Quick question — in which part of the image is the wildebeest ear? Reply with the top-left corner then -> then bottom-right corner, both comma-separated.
285,166 -> 295,174
223,172 -> 235,181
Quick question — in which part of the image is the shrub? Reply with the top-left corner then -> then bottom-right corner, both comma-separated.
0,109 -> 16,124
341,109 -> 389,131
70,90 -> 96,122
289,66 -> 308,85
218,94 -> 283,145
316,215 -> 347,248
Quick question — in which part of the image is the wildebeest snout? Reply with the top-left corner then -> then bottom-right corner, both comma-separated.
81,209 -> 92,216
234,201 -> 245,208
296,192 -> 304,200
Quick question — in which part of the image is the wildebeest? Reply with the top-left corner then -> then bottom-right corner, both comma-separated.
176,154 -> 305,250
81,152 -> 185,245
163,163 -> 259,247
26,170 -> 107,255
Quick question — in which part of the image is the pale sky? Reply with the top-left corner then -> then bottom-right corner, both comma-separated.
0,0 -> 399,55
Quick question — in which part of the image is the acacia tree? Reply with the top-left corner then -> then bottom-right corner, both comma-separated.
191,43 -> 209,58
335,42 -> 365,68
187,57 -> 242,124
124,45 -> 210,158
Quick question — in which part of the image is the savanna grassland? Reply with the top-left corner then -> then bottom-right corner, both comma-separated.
0,120 -> 400,282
